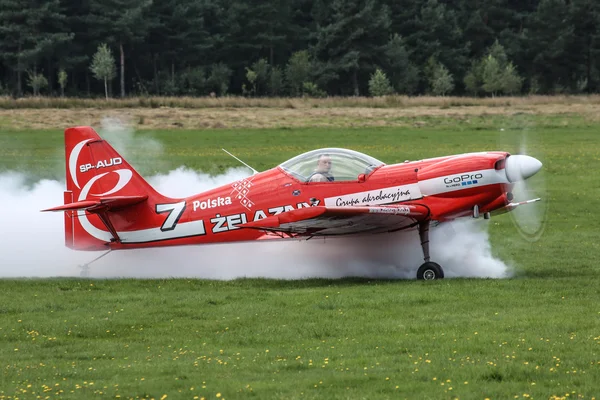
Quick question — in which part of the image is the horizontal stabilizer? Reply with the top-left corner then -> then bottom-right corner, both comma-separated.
42,195 -> 148,213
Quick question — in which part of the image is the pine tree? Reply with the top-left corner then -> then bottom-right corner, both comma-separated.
459,6 -> 494,59
502,62 -> 523,94
528,0 -> 572,93
313,0 -> 391,95
146,0 -> 214,94
465,40 -> 523,96
0,0 -> 72,96
382,34 -> 419,94
463,60 -> 483,96
368,68 -> 394,96
217,0 -> 293,91
288,0 -> 314,52
487,40 -> 509,68
407,0 -> 469,92
482,55 -> 503,96
0,0 -> 26,95
383,0 -> 420,43
566,0 -> 600,92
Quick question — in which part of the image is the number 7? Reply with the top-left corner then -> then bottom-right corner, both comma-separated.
156,201 -> 186,231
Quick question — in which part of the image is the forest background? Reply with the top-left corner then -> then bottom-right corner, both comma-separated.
0,0 -> 598,99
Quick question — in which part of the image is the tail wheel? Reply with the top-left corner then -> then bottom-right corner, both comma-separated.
417,262 -> 444,280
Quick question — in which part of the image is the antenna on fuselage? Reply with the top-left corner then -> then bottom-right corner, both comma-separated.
221,149 -> 259,175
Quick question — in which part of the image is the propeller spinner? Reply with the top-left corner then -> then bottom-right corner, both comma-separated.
505,154 -> 543,182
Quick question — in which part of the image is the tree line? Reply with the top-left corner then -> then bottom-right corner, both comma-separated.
1,0 -> 599,98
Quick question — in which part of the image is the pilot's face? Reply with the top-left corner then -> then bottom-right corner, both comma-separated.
317,156 -> 332,173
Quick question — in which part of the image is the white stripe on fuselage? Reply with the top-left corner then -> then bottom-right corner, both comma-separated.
418,168 -> 509,196
77,210 -> 207,244
324,183 -> 422,207
323,168 -> 507,208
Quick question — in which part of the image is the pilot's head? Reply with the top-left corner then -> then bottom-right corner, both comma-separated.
316,154 -> 332,173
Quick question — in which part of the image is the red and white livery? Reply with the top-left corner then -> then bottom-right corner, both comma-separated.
43,126 -> 543,280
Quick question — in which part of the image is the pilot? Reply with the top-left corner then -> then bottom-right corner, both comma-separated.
308,154 -> 335,182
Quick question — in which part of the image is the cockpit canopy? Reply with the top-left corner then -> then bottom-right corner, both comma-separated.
279,148 -> 385,182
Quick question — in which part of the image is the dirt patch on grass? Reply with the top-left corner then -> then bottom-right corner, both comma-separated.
0,103 -> 598,130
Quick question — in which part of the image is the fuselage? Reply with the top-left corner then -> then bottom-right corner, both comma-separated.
106,151 -> 517,250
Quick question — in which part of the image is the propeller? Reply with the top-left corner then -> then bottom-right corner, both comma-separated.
437,119 -> 549,243
500,127 -> 549,242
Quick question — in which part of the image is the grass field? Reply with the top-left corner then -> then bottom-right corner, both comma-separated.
1,112 -> 600,399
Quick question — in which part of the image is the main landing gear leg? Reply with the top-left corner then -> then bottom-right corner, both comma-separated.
416,221 -> 444,280
79,249 -> 112,277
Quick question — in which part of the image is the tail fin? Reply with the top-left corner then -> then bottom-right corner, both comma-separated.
45,126 -> 173,250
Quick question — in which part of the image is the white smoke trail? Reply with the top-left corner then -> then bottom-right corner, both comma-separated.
0,167 -> 512,279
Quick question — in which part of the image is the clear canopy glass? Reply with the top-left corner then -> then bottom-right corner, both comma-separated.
279,148 -> 385,182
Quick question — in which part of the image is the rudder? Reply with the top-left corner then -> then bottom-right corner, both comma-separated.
55,126 -> 172,250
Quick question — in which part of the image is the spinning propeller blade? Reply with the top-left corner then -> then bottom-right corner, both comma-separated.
499,121 -> 549,242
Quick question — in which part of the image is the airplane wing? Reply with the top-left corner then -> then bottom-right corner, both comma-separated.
240,204 -> 430,236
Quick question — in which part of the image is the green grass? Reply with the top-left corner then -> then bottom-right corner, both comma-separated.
1,278 -> 599,399
1,114 -> 600,399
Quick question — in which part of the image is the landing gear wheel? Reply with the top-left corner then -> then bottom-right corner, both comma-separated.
416,262 -> 444,280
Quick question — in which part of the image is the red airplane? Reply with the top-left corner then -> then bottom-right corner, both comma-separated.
43,126 -> 543,280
